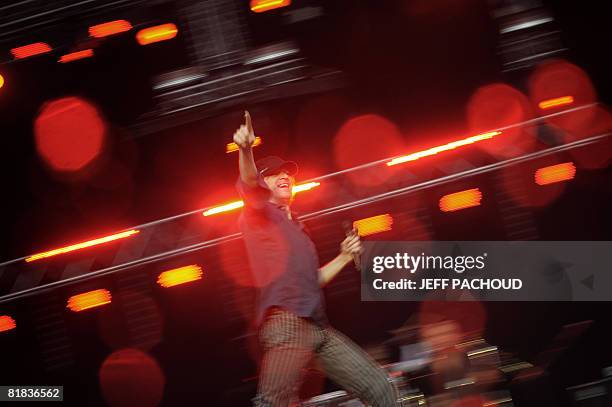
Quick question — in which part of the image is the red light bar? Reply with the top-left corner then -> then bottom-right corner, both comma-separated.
538,96 -> 574,110
226,136 -> 262,153
439,188 -> 482,212
89,20 -> 132,38
203,200 -> 244,217
157,265 -> 203,288
535,162 -> 576,185
386,131 -> 501,167
59,49 -> 94,63
354,214 -> 393,237
67,289 -> 112,312
0,315 -> 16,333
202,182 -> 320,216
25,229 -> 140,263
11,42 -> 52,59
136,23 -> 178,46
291,181 -> 320,195
250,0 -> 291,13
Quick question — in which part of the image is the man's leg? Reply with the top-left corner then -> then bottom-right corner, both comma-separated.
317,327 -> 397,407
254,310 -> 318,407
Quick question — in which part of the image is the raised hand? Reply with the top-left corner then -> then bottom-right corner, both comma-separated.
233,110 -> 256,149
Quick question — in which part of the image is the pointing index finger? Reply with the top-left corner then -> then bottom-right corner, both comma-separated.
244,110 -> 253,133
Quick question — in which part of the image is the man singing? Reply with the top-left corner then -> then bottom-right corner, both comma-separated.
234,111 -> 397,406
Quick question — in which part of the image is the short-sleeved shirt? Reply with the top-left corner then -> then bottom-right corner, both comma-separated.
236,173 -> 327,326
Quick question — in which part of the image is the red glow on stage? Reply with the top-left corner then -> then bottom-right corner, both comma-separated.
250,0 -> 291,13
535,162 -> 576,186
67,289 -> 112,312
529,60 -> 596,135
0,315 -> 16,333
467,83 -> 533,158
419,300 -> 487,340
386,131 -> 500,167
25,229 -> 139,262
353,214 -> 393,237
334,114 -> 404,186
439,188 -> 482,212
99,348 -> 165,407
157,265 -> 203,288
89,20 -> 132,38
34,97 -> 106,171
59,49 -> 94,63
538,95 -> 574,110
11,42 -> 52,59
136,23 -> 178,46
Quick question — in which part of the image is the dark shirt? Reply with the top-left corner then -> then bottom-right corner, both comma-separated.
236,173 -> 327,326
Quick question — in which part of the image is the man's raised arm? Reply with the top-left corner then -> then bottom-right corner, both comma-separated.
234,111 -> 258,187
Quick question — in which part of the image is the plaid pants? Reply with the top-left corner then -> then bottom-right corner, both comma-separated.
253,309 -> 397,406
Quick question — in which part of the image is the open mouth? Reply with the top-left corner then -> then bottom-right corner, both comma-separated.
277,182 -> 290,190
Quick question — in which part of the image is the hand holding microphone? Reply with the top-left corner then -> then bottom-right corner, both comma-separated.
341,221 -> 363,270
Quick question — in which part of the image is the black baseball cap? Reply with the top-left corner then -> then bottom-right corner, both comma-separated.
255,156 -> 298,177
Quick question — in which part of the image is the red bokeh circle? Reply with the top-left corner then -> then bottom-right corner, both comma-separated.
34,97 -> 106,172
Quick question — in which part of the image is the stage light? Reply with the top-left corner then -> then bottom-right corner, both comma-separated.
202,182 -> 320,216
203,200 -> 245,216
291,181 -> 320,194
353,214 -> 393,237
11,42 -> 52,59
25,230 -> 140,263
59,49 -> 94,63
0,315 -> 16,333
386,131 -> 501,167
226,136 -> 262,153
89,20 -> 132,38
535,162 -> 576,185
250,0 -> 291,13
538,96 -> 574,110
0,73 -> 4,90
67,289 -> 112,312
439,188 -> 482,212
136,23 -> 178,46
157,265 -> 203,288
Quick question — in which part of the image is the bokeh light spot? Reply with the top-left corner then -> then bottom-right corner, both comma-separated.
333,114 -> 404,187
99,348 -> 165,407
529,60 -> 597,137
467,83 -> 533,158
34,97 -> 106,172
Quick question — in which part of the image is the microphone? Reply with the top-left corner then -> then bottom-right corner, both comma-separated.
342,220 -> 361,271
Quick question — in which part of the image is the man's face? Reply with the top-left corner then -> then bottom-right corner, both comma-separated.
263,170 -> 294,203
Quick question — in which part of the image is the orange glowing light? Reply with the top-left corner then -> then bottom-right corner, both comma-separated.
67,289 -> 112,312
89,20 -> 132,38
291,181 -> 320,194
136,23 -> 178,46
11,42 -> 52,59
25,230 -> 140,262
203,200 -> 245,216
386,131 -> 501,167
202,182 -> 320,216
538,96 -> 574,110
535,162 -> 576,185
250,0 -> 291,13
439,188 -> 483,212
226,137 -> 262,153
0,74 -> 4,90
157,265 -> 203,288
59,49 -> 94,63
0,315 -> 16,333
353,214 -> 393,237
